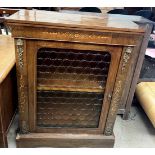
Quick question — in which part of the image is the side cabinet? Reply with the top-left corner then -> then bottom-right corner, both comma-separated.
6,10 -> 148,147
0,35 -> 17,148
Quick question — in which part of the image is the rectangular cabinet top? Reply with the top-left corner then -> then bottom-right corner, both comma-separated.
5,10 -> 148,33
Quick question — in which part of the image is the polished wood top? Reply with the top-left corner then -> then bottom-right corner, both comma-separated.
60,10 -> 155,26
0,8 -> 19,15
0,35 -> 15,84
5,9 -> 146,33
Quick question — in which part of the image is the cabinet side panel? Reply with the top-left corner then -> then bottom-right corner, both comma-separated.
118,36 -> 143,114
124,24 -> 153,119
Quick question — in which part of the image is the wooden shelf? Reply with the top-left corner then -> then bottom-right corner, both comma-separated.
37,85 -> 104,93
37,73 -> 106,93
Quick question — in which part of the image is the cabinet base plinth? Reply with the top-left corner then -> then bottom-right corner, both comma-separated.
16,133 -> 115,148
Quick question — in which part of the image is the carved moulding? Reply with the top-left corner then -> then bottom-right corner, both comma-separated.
15,38 -> 29,133
104,46 -> 133,136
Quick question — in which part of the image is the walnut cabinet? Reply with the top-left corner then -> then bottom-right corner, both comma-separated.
6,10 -> 151,147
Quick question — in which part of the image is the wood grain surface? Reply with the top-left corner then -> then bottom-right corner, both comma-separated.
16,133 -> 115,148
6,10 -> 146,33
0,35 -> 15,84
5,9 -> 149,148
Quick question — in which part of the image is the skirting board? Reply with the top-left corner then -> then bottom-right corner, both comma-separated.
16,133 -> 115,148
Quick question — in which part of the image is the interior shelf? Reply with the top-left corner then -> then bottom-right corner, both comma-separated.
37,85 -> 104,93
37,71 -> 105,93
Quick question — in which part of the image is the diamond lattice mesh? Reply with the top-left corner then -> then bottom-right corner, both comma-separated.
36,48 -> 111,128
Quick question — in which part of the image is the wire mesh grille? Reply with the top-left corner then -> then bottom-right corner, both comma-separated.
37,90 -> 104,128
37,48 -> 111,92
36,48 -> 111,128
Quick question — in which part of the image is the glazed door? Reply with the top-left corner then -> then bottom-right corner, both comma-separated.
27,40 -> 122,134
